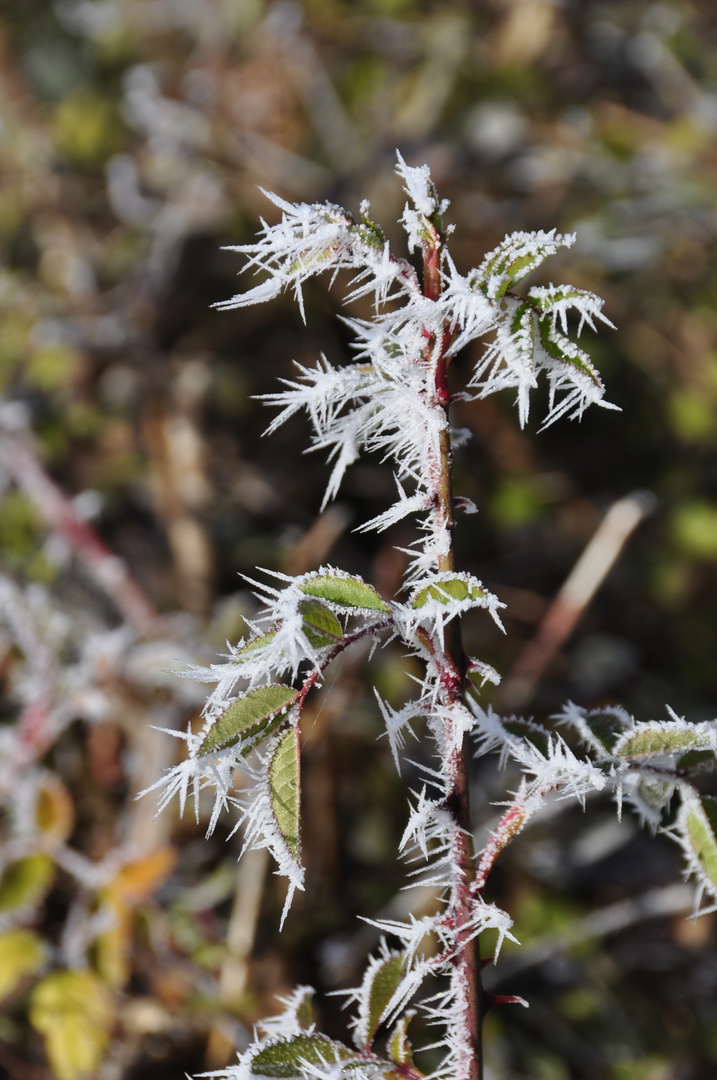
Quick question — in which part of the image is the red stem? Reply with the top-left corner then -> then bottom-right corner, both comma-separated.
422,227 -> 484,1080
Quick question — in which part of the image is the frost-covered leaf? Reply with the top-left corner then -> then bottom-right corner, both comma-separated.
402,573 -> 504,646
29,970 -> 113,1080
386,1011 -> 415,1066
411,577 -> 487,608
502,717 -> 550,758
556,702 -> 633,755
258,986 -> 317,1041
356,949 -> 407,1048
528,284 -> 612,336
477,229 -> 574,301
0,854 -> 54,916
583,711 -> 629,752
199,686 -> 299,755
676,788 -> 717,903
537,317 -> 602,390
300,572 -> 389,612
300,599 -> 343,648
269,727 -> 301,863
466,657 -> 501,690
678,749 -> 717,773
0,929 -> 46,1000
615,721 -> 717,759
295,988 -> 315,1032
250,1034 -> 354,1076
636,775 -> 675,815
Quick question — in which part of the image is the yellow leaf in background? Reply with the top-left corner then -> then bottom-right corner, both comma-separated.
35,773 -> 75,844
94,924 -> 128,990
109,847 -> 177,907
26,344 -> 83,392
0,929 -> 47,1000
93,906 -> 133,990
91,848 -> 176,990
52,90 -> 124,167
0,854 -> 54,915
29,971 -> 114,1080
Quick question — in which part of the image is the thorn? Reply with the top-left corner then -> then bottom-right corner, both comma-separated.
479,956 -> 494,970
483,993 -> 529,1011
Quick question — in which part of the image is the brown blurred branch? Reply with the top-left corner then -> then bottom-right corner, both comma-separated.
496,492 -> 655,712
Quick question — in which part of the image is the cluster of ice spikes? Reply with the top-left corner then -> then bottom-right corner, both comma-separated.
145,154 -> 717,1080
217,153 -> 615,579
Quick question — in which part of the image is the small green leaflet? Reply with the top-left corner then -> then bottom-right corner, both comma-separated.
677,749 -> 717,773
477,231 -> 567,300
294,988 -> 315,1032
636,775 -> 674,814
300,599 -> 343,648
361,952 -> 406,1047
199,686 -> 298,755
250,1035 -> 354,1077
508,301 -> 535,361
681,788 -> 717,894
411,578 -> 485,608
386,1011 -> 415,1067
537,318 -> 602,388
300,574 -> 389,612
269,728 -> 301,863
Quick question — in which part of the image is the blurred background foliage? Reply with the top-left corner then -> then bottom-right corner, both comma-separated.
1,0 -> 717,1077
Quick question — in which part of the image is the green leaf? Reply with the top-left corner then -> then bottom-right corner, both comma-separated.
29,970 -> 114,1080
477,233 -> 563,300
269,728 -> 301,862
682,789 -> 717,894
199,686 -> 298,755
616,725 -> 716,758
300,574 -> 389,612
636,775 -> 674,814
386,1011 -> 415,1067
583,711 -> 628,752
700,794 -> 717,835
678,749 -> 717,773
362,952 -> 406,1047
537,318 -> 602,388
0,929 -> 47,1000
251,1035 -> 353,1076
300,599 -> 343,648
411,578 -> 485,608
466,658 -> 501,690
0,854 -> 54,915
294,988 -> 315,1032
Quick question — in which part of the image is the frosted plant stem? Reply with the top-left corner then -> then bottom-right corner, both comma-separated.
145,156 -> 689,1080
424,230 -> 483,1080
